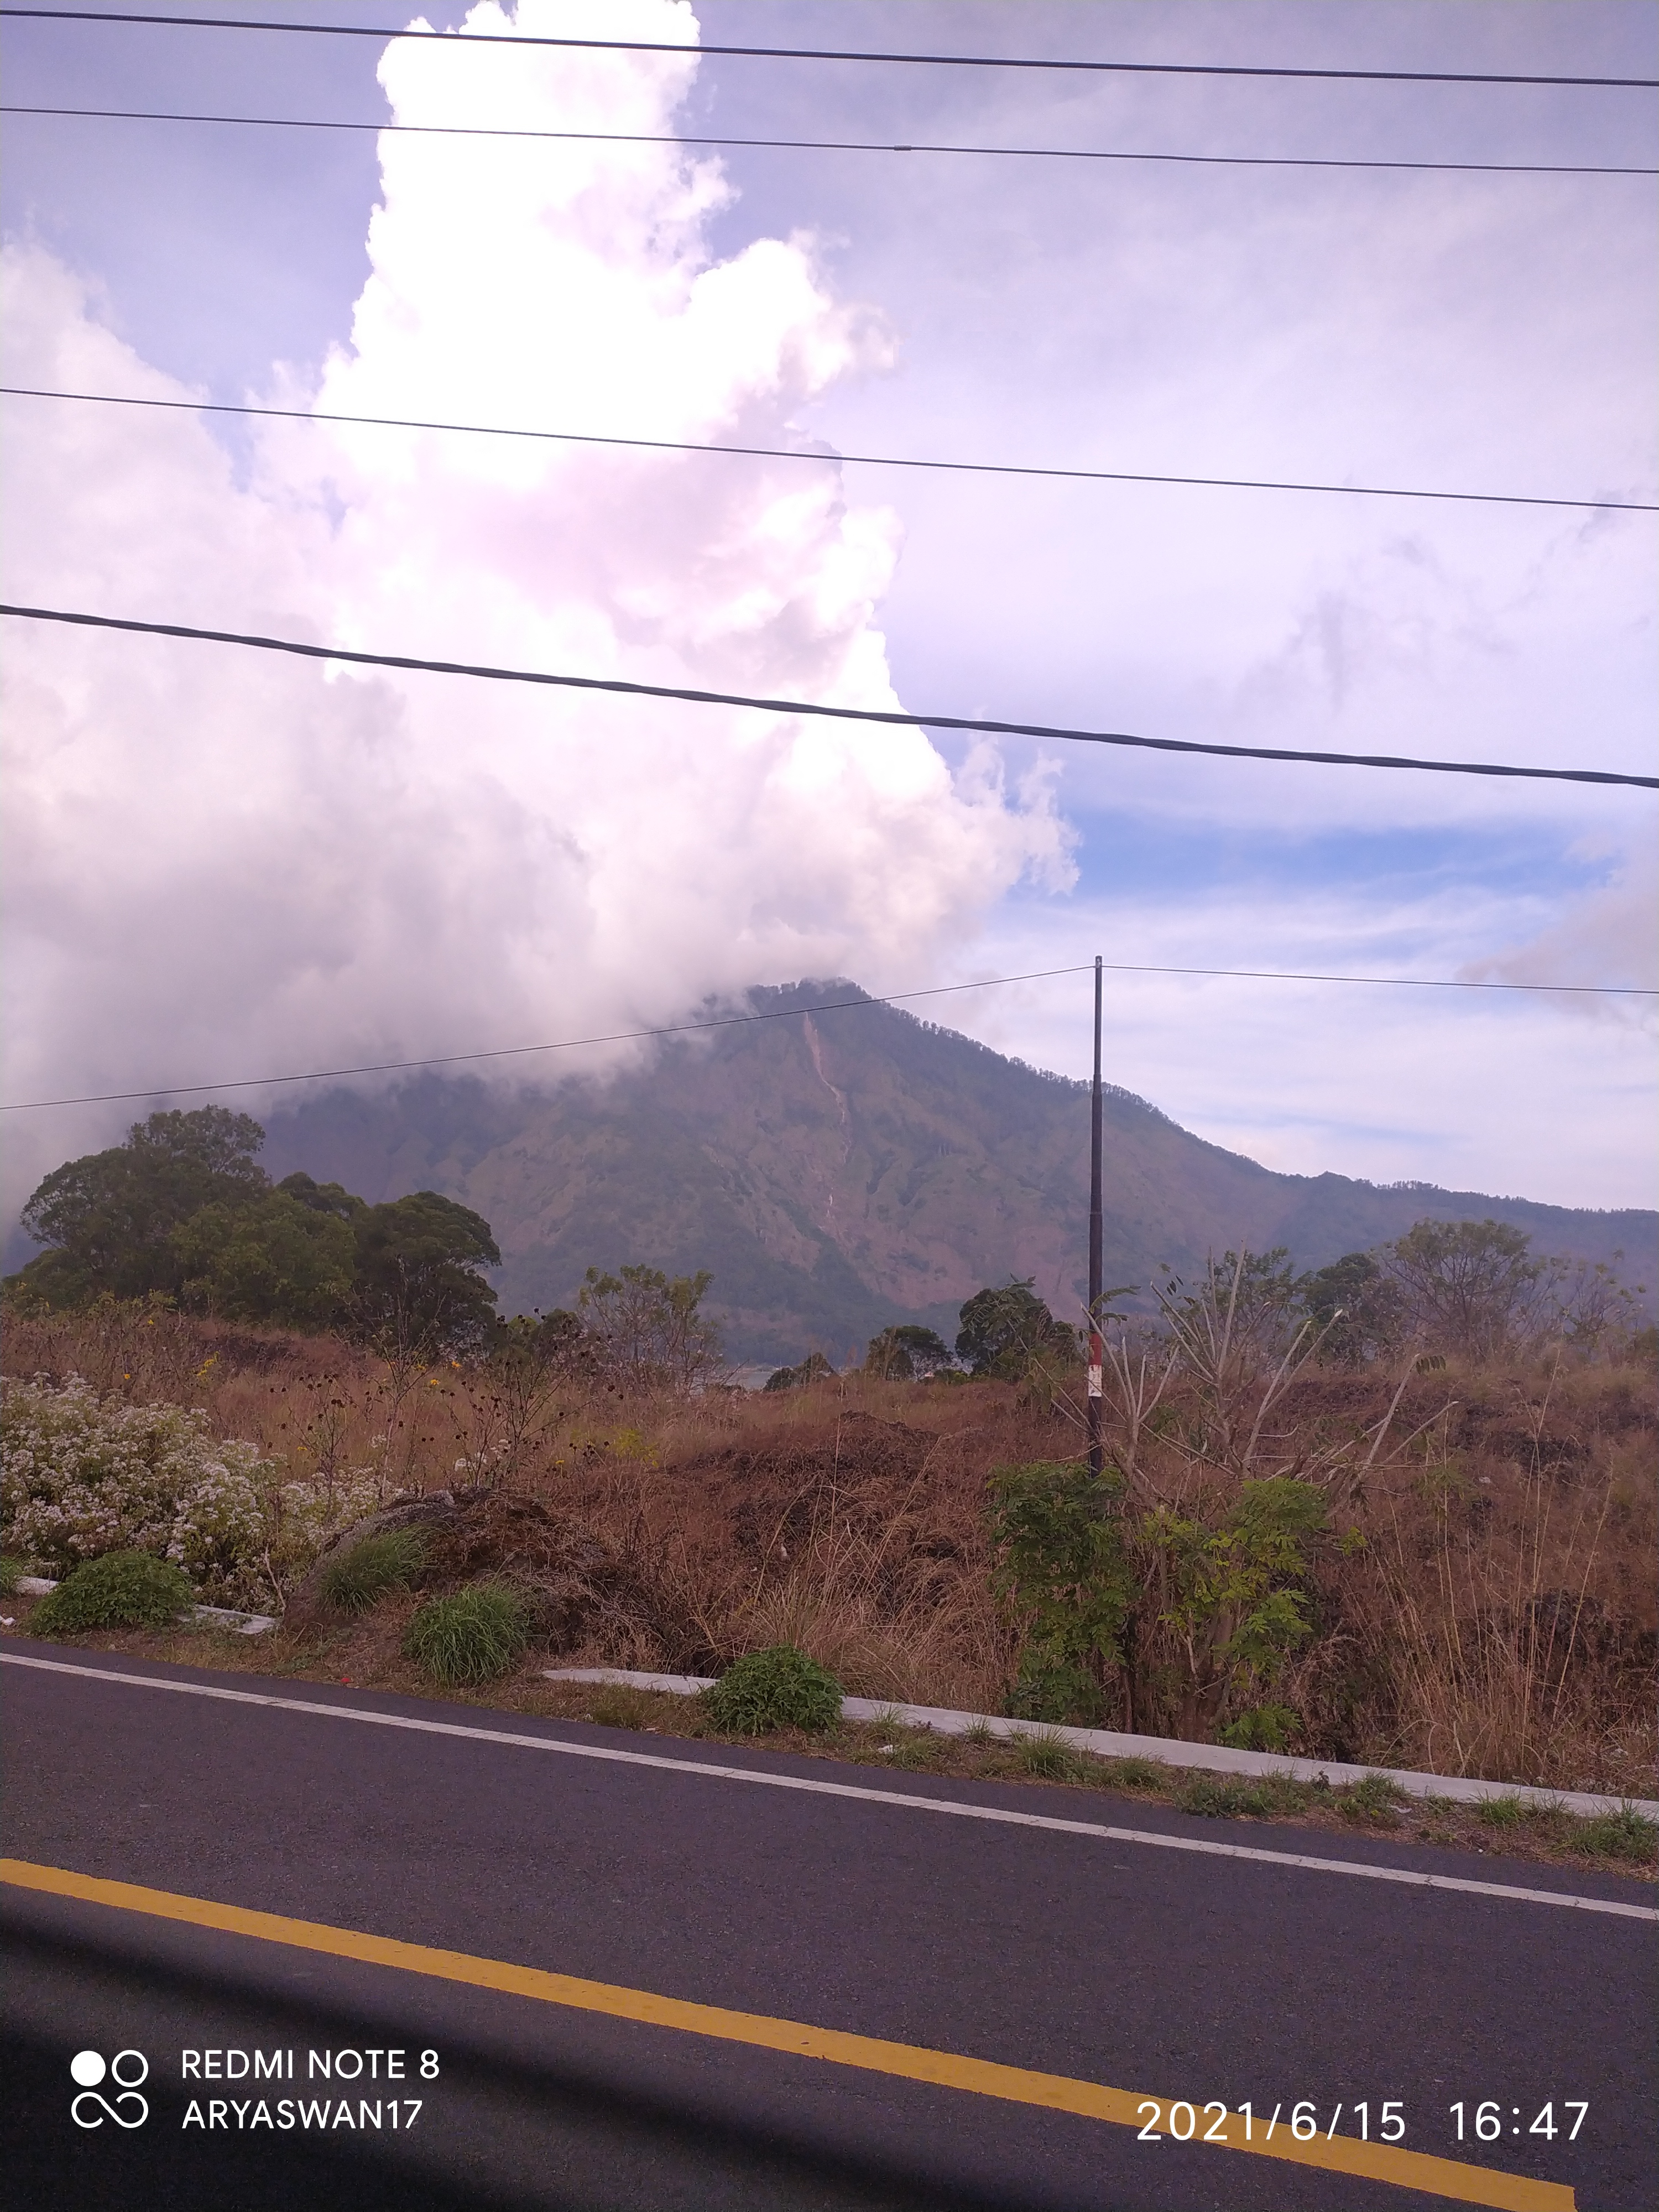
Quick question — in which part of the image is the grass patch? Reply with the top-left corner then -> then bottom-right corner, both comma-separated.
1016,1730 -> 1082,1782
0,1555 -> 29,1595
319,1527 -> 426,1614
1181,1773 -> 1277,1819
1107,1756 -> 1168,1790
31,1550 -> 195,1635
1340,1773 -> 1406,1825
403,1585 -> 528,1686
703,1646 -> 843,1735
589,1685 -> 653,1730
1568,1806 -> 1658,1866
1475,1793 -> 1533,1830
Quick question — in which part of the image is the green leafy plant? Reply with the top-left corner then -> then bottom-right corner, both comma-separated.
1218,1703 -> 1301,1753
704,1645 -> 843,1734
403,1585 -> 529,1685
989,1459 -> 1131,1725
30,1548 -> 195,1634
319,1527 -> 426,1614
1142,1475 -> 1333,1739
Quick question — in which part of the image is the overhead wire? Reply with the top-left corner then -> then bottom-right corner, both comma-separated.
4,961 -> 1652,1114
3,604 -> 1653,789
4,11 -> 1656,88
3,603 -> 1652,791
6,387 -> 1652,517
6,102 -> 1654,178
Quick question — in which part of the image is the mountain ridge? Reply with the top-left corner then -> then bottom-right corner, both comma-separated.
244,982 -> 1655,1362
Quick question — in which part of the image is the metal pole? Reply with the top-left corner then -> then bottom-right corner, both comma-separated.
1088,953 -> 1104,1478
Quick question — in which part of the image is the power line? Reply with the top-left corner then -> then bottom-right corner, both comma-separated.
6,960 -> 1651,1114
4,603 -> 1654,789
4,11 -> 1655,89
7,603 -> 1653,789
8,387 -> 1652,517
8,101 -> 1653,178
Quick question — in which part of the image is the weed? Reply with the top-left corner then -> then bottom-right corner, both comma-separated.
1015,1730 -> 1082,1781
403,1585 -> 529,1686
1475,1793 -> 1532,1830
0,1554 -> 28,1594
589,1685 -> 652,1730
1180,1773 -> 1275,1818
1108,1756 -> 1166,1790
703,1645 -> 843,1735
962,1718 -> 998,1746
1342,1773 -> 1407,1824
31,1550 -> 195,1635
319,1527 -> 426,1614
1567,1806 -> 1657,1865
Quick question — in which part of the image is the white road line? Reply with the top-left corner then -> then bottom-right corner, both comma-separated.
5,1651 -> 1654,1922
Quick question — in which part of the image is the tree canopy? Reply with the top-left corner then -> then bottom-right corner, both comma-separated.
8,1108 -> 502,1350
956,1280 -> 1079,1382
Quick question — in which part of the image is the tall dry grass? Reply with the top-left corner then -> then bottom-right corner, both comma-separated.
4,1305 -> 1653,1792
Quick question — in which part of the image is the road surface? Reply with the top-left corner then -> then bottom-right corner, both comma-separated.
2,1642 -> 1653,2211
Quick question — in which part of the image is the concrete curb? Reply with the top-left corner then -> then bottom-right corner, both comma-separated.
543,1667 -> 1658,1823
12,1575 -> 276,1636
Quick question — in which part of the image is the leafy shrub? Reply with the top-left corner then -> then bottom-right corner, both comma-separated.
1219,1703 -> 1301,1753
320,1527 -> 426,1614
403,1585 -> 529,1686
1,1374 -> 380,1605
989,1460 -> 1130,1724
704,1645 -> 843,1734
32,1548 -> 195,1634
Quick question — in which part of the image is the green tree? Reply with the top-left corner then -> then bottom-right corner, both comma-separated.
172,1192 -> 357,1330
956,1280 -> 1079,1383
1296,1251 -> 1402,1366
12,1107 -> 269,1305
351,1192 -> 502,1355
864,1323 -> 952,1379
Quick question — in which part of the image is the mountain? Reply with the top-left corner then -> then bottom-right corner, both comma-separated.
249,983 -> 1657,1364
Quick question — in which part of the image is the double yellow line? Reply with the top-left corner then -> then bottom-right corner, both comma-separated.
3,1857 -> 1572,2210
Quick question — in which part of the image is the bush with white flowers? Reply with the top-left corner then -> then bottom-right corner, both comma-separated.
1,1374 -> 380,1606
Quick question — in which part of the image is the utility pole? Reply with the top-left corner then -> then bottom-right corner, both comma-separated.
1087,953 -> 1104,1479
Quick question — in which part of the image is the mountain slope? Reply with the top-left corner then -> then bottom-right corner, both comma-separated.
258,982 -> 1656,1362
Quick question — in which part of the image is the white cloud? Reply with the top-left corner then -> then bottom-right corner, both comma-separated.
0,0 -> 1068,1207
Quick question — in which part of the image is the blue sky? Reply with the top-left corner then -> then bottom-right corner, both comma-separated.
2,0 -> 1654,1213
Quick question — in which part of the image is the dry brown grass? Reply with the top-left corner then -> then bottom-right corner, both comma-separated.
4,1306 -> 1654,1794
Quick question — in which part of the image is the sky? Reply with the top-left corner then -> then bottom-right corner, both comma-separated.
1,0 -> 1655,1225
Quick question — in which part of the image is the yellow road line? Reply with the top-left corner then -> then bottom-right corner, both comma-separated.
3,1856 -> 1572,2211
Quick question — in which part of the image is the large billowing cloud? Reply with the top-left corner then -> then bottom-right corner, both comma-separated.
0,0 -> 1068,1206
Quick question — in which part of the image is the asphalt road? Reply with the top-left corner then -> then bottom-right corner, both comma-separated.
2,1642 -> 1653,2212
